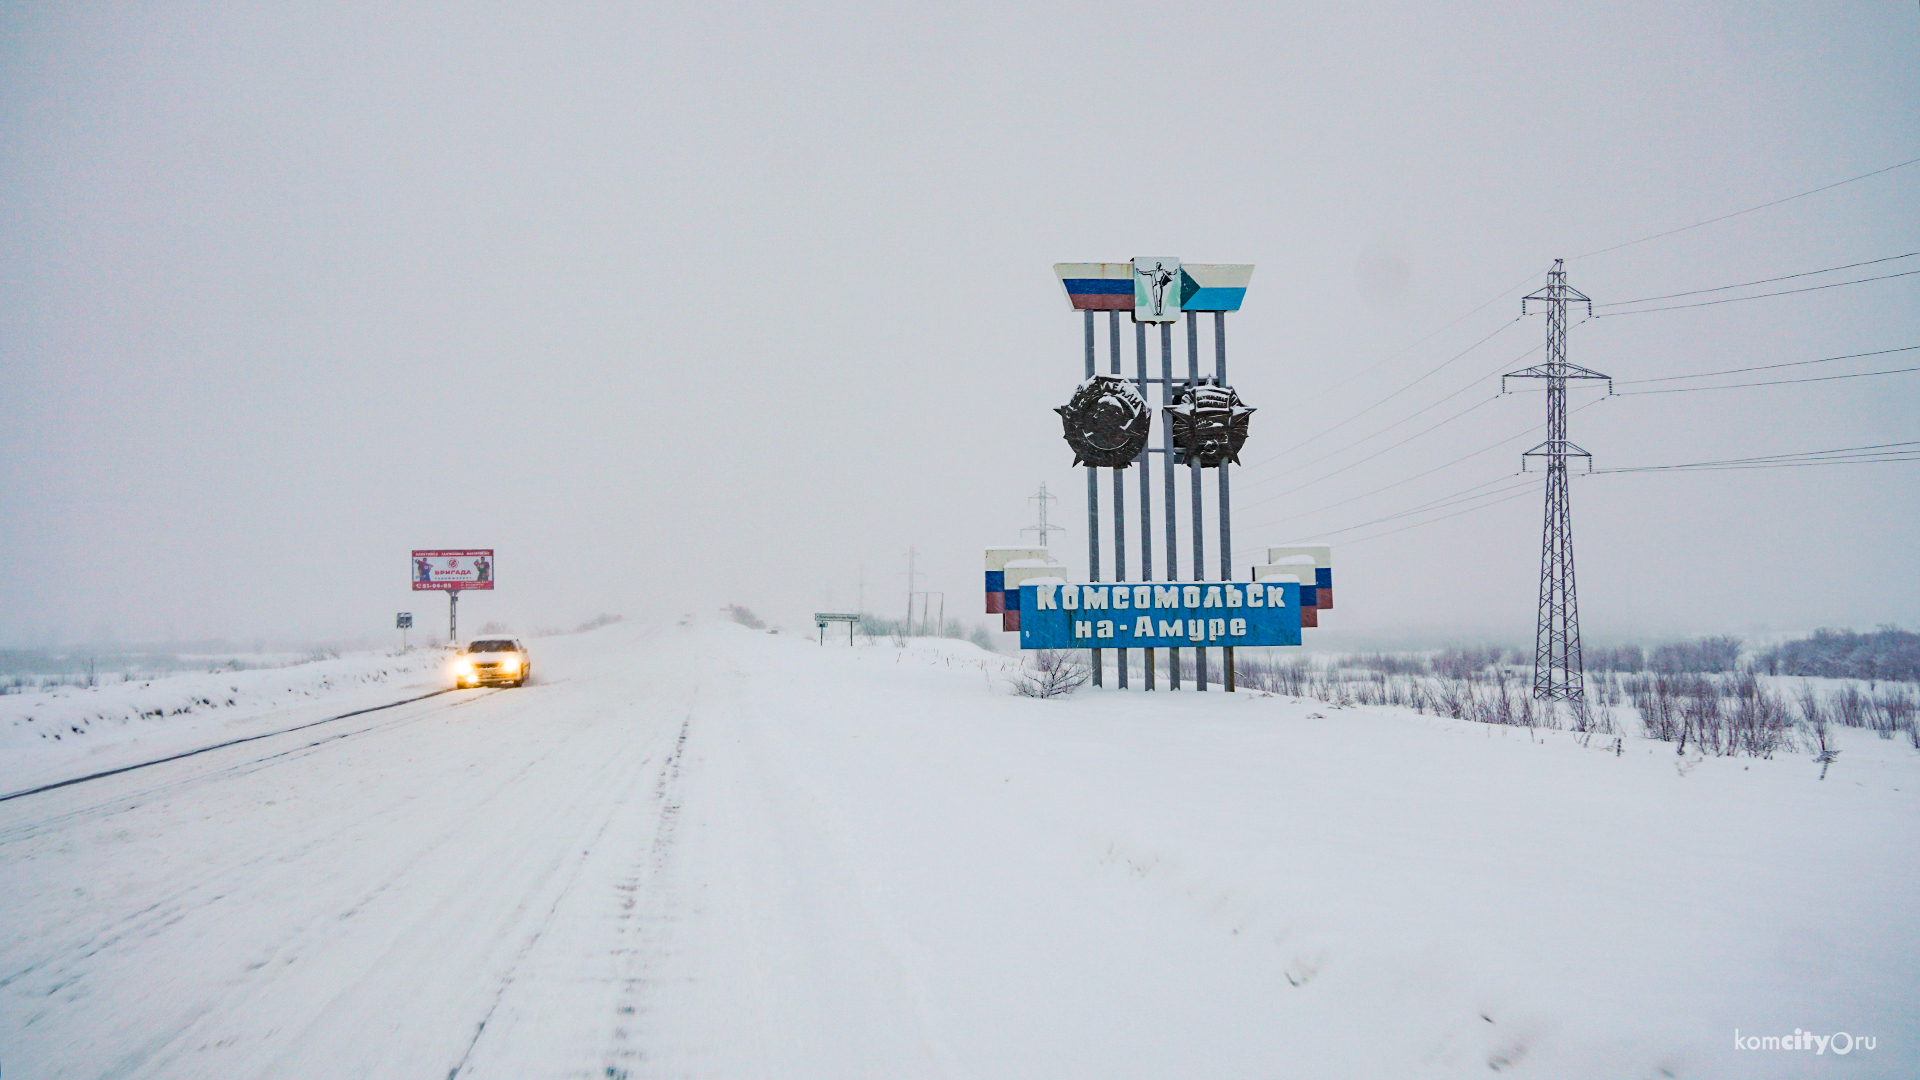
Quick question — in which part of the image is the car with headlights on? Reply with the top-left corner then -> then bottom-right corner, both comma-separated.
453,638 -> 531,688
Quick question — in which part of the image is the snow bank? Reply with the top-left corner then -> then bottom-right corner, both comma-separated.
0,649 -> 451,795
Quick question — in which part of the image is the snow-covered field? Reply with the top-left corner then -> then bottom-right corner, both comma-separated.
1,620 -> 1913,1078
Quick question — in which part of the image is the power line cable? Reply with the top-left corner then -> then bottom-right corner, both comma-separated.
1232,398 -> 1611,552
1587,441 -> 1920,474
1613,365 -> 1919,395
1273,476 -> 1543,544
1243,317 -> 1528,471
1591,455 -> 1920,474
1314,484 -> 1546,549
1246,338 -> 1543,482
1238,394 -> 1505,510
1617,344 -> 1919,385
1278,265 -> 1551,416
1596,252 -> 1917,307
1571,155 -> 1920,260
1244,471 -> 1517,541
1592,268 -> 1920,317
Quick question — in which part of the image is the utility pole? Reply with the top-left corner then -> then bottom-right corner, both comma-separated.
902,547 -> 924,636
1504,259 -> 1610,701
1022,483 -> 1065,548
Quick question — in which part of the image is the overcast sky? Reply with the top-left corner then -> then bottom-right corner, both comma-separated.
2,1 -> 1916,650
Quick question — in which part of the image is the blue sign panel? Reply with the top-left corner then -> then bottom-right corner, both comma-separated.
1018,581 -> 1301,649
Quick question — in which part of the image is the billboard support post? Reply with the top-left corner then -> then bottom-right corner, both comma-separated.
449,591 -> 458,646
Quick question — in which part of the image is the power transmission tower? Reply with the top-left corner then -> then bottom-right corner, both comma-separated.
1504,260 -> 1611,701
1021,482 -> 1065,548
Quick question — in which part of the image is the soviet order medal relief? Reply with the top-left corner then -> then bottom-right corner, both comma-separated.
1166,378 -> 1254,467
1057,375 -> 1152,468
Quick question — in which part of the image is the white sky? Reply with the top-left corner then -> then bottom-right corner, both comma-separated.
2,1 -> 1916,648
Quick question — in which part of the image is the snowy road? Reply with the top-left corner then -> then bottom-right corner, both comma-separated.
1,628 -> 703,1079
3,621 -> 1917,1079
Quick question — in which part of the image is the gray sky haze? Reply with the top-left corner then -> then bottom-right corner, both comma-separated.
3,2 -> 1916,648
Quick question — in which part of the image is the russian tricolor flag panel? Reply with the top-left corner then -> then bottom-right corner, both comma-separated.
1055,263 -> 1135,311
1055,262 -> 1255,314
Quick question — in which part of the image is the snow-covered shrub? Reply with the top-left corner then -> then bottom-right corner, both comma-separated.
1011,650 -> 1089,698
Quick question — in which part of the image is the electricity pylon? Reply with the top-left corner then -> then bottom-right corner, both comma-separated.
1022,482 -> 1065,548
1504,260 -> 1611,701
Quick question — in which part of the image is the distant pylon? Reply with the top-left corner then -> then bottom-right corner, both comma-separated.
1504,260 -> 1611,701
1022,482 -> 1065,548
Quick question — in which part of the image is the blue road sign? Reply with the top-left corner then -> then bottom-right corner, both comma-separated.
1018,581 -> 1301,650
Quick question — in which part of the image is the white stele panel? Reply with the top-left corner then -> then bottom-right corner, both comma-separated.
1002,565 -> 1068,589
985,548 -> 1052,571
1267,546 -> 1331,569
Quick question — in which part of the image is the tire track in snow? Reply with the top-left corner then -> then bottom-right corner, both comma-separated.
0,688 -> 466,804
0,692 -> 513,993
599,710 -> 695,1080
441,709 -> 690,1080
0,688 -> 606,1063
102,693 -> 677,1080
0,688 -> 502,844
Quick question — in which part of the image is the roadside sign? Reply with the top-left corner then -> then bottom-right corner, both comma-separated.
396,613 -> 413,628
814,612 -> 860,646
411,550 -> 494,591
1018,581 -> 1302,650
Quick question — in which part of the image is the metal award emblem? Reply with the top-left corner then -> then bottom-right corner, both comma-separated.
1165,378 -> 1254,467
1057,375 -> 1152,468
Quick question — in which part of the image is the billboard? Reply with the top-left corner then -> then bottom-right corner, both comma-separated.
412,549 -> 494,590
1019,580 -> 1301,650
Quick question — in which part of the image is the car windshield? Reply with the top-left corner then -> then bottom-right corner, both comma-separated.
468,640 -> 518,652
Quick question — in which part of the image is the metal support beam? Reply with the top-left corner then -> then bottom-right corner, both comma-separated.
1161,321 -> 1180,690
1137,320 -> 1155,690
1085,310 -> 1101,687
1216,311 -> 1234,692
1110,311 -> 1127,689
1187,312 -> 1207,691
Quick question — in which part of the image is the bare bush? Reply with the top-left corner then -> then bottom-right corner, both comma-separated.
1236,655 -> 1312,696
1870,687 -> 1912,740
1010,649 -> 1090,698
1338,652 -> 1429,676
1651,635 -> 1743,674
1588,644 -> 1646,672
1568,693 -> 1614,734
1433,646 -> 1503,680
1833,685 -> 1870,728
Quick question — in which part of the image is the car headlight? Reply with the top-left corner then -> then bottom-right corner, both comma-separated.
502,657 -> 520,673
455,660 -> 473,674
